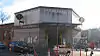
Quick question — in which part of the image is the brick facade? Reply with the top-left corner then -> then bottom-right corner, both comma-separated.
0,23 -> 14,45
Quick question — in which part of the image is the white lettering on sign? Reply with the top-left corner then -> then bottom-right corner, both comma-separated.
44,8 -> 67,15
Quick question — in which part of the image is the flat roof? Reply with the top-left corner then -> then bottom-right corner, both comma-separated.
14,22 -> 81,27
0,23 -> 14,26
15,6 -> 73,14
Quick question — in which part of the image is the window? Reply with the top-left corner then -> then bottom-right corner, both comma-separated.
52,12 -> 55,18
3,31 -> 7,40
27,37 -> 32,43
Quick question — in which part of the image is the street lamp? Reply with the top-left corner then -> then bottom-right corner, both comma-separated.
79,17 -> 85,42
72,10 -> 86,56
79,17 -> 85,56
79,17 -> 85,24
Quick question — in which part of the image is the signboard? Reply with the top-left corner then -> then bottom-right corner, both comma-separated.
41,8 -> 72,23
79,17 -> 85,23
16,14 -> 23,20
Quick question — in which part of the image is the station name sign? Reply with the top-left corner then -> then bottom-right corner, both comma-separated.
41,8 -> 68,16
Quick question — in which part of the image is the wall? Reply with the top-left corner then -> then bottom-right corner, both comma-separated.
63,27 -> 73,45
13,28 -> 39,47
14,8 -> 40,26
38,25 -> 74,48
13,7 -> 79,49
0,23 -> 14,45
38,27 -> 48,48
14,7 -> 72,26
40,8 -> 72,23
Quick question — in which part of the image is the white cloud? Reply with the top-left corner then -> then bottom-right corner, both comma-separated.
3,0 -> 82,23
3,0 -> 100,29
80,0 -> 100,29
2,0 -> 34,24
3,0 -> 83,12
0,2 -> 3,6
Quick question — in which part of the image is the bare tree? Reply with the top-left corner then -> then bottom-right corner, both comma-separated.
0,10 -> 10,23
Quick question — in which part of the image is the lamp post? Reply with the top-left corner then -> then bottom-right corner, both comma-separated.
72,10 -> 86,56
79,17 -> 85,56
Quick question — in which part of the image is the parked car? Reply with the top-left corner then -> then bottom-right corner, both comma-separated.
0,42 -> 6,49
9,41 -> 34,54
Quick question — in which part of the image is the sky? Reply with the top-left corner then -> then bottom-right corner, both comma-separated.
0,0 -> 100,30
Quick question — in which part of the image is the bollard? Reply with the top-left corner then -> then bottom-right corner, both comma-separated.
85,48 -> 88,56
48,48 -> 50,56
80,48 -> 81,56
34,49 -> 38,56
72,48 -> 73,56
86,52 -> 87,56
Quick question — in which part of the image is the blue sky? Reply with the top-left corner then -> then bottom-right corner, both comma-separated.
0,0 -> 14,8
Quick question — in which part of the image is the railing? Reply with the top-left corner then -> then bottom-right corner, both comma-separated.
73,32 -> 82,46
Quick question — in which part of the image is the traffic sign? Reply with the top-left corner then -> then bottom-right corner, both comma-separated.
79,17 -> 85,23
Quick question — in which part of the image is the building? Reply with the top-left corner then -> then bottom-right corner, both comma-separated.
13,6 -> 81,54
0,23 -> 14,45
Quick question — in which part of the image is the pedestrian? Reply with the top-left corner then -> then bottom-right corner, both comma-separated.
89,41 -> 95,56
90,51 -> 93,56
66,51 -> 71,56
89,41 -> 95,50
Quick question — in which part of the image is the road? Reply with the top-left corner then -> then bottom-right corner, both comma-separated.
0,48 -> 16,56
0,48 -> 34,56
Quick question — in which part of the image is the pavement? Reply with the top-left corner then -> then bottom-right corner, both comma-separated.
1,48 -> 100,56
72,51 -> 100,56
